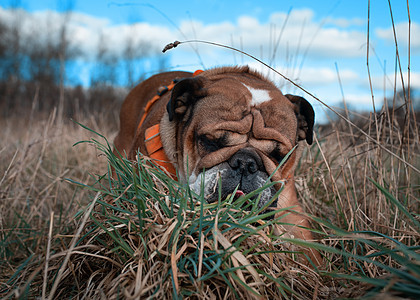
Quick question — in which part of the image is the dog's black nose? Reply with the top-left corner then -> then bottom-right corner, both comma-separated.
228,149 -> 263,176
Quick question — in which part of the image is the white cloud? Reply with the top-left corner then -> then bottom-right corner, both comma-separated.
376,21 -> 420,53
177,9 -> 367,59
409,72 -> 420,89
69,11 -> 110,29
340,93 -> 376,106
277,66 -> 359,88
0,7 -> 171,60
325,17 -> 365,28
0,7 -> 369,63
269,9 -> 315,26
246,60 -> 359,89
295,67 -> 359,85
370,71 -> 420,91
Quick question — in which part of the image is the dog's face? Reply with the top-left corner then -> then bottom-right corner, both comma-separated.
160,67 -> 314,208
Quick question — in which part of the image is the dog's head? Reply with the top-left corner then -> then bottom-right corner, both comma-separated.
160,66 -> 314,208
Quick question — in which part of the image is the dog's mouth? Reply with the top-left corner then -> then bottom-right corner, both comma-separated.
235,190 -> 245,198
205,188 -> 246,203
189,165 -> 277,210
206,187 -> 277,220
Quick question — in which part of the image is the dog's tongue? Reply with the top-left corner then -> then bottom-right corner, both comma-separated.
235,190 -> 245,197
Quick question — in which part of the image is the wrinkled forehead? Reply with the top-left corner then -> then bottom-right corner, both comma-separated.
194,76 -> 298,140
205,76 -> 283,103
199,77 -> 296,120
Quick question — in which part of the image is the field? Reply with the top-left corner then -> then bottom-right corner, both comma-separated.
0,84 -> 419,299
0,4 -> 419,296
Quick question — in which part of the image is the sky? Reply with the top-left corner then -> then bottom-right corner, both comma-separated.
1,0 -> 419,123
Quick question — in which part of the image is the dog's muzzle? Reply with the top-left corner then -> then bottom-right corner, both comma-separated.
189,148 -> 277,209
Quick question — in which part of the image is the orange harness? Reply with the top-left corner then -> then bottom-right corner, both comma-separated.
138,70 -> 204,179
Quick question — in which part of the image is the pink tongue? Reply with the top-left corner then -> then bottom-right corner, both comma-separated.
235,190 -> 245,197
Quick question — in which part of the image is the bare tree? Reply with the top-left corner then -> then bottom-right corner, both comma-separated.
0,7 -> 25,115
0,3 -> 159,120
90,31 -> 119,87
122,28 -> 150,88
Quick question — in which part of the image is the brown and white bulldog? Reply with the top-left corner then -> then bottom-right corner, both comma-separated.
114,66 -> 321,265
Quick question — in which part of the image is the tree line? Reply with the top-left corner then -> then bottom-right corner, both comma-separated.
0,7 -> 166,120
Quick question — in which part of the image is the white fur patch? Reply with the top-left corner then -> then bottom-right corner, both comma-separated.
189,167 -> 225,199
243,84 -> 271,105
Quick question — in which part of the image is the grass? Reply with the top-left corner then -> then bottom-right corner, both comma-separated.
0,100 -> 418,298
0,110 -> 111,298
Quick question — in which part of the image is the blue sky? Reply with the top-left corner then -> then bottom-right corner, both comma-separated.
1,0 -> 419,122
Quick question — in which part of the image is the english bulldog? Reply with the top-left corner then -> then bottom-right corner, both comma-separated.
114,66 -> 321,265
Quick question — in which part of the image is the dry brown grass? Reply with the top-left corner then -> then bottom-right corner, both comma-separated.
0,97 -> 418,299
0,107 -> 116,298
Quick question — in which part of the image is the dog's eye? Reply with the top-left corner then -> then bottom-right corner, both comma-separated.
197,134 -> 226,152
270,149 -> 285,164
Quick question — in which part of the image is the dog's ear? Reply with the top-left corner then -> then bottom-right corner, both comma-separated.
167,77 -> 206,121
285,94 -> 315,145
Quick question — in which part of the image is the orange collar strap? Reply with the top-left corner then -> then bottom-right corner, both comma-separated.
145,124 -> 177,179
141,70 -> 203,179
137,82 -> 176,132
192,69 -> 204,76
